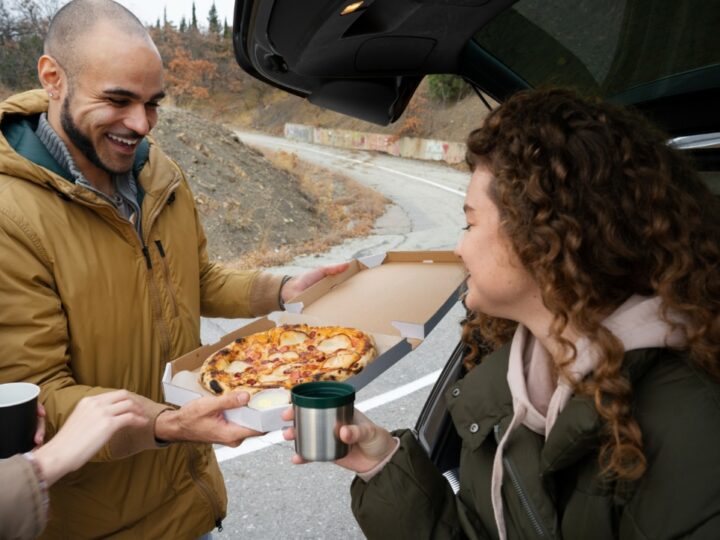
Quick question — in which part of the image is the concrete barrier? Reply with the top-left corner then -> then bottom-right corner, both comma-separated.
284,123 -> 314,143
284,123 -> 466,164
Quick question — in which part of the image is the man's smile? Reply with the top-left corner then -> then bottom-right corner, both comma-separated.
107,133 -> 139,147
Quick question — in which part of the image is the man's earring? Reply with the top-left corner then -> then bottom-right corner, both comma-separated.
48,92 -> 54,98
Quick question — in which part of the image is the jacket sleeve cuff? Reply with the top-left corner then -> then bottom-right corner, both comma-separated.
249,272 -> 285,316
106,395 -> 174,460
350,429 -> 461,539
0,455 -> 47,539
357,437 -> 401,482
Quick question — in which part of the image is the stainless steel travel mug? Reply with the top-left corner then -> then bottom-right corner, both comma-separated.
291,381 -> 355,462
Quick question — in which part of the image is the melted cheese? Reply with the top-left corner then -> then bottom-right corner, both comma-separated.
263,364 -> 296,382
269,351 -> 300,362
317,334 -> 352,354
227,360 -> 251,374
279,330 -> 309,346
323,351 -> 359,369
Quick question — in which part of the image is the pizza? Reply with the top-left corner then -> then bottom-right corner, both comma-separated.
199,324 -> 377,395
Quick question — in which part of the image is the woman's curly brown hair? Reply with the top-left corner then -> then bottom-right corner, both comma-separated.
463,88 -> 720,481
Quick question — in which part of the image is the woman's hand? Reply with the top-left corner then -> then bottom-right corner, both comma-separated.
281,407 -> 396,473
32,390 -> 148,486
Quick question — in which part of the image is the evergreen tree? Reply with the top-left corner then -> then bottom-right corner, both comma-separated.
155,17 -> 160,29
207,2 -> 220,35
179,16 -> 187,33
223,18 -> 230,39
191,2 -> 198,31
162,6 -> 174,31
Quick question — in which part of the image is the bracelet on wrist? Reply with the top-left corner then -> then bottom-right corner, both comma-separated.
278,275 -> 292,309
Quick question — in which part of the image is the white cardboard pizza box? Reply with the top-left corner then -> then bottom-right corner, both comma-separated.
161,250 -> 466,432
162,314 -> 404,432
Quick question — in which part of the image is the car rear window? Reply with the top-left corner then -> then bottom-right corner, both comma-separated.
472,0 -> 720,103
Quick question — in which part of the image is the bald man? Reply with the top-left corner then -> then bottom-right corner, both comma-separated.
0,0 -> 345,537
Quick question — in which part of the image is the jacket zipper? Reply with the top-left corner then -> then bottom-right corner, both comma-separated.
154,239 -> 179,317
146,176 -> 223,531
494,424 -> 551,538
141,242 -> 173,364
187,444 -> 224,532
139,176 -> 182,364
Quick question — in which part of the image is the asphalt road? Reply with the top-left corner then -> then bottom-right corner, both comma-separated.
200,133 -> 470,539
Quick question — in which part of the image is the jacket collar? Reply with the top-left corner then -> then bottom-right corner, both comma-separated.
447,343 -> 665,473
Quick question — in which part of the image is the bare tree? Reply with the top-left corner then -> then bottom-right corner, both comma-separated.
0,0 -> 58,90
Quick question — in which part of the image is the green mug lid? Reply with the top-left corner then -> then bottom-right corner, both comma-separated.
291,381 -> 355,409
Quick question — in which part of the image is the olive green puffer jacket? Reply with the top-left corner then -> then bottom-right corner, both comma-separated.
351,345 -> 720,539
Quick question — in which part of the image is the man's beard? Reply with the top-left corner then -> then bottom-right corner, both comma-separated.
60,95 -> 132,175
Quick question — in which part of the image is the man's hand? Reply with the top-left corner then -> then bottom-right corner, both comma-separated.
155,391 -> 262,446
281,263 -> 349,304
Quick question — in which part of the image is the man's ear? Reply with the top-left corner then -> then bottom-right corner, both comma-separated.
38,55 -> 65,99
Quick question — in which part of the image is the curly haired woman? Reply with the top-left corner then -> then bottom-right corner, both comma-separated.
284,88 -> 720,539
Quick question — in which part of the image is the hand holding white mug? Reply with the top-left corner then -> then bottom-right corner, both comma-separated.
281,407 -> 396,473
32,390 -> 148,486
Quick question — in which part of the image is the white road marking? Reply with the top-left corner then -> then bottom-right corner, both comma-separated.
215,369 -> 442,463
239,135 -> 467,197
355,369 -> 442,413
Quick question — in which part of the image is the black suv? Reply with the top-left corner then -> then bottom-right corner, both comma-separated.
232,0 -> 720,490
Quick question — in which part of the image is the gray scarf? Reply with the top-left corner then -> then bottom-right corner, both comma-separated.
35,113 -> 142,235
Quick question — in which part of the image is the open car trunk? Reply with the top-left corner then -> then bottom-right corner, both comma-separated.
233,0 -> 720,143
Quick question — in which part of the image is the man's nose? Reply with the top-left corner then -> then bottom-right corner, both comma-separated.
124,104 -> 151,136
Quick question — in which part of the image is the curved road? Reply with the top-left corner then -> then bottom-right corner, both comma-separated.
200,133 -> 470,539
236,131 -> 469,272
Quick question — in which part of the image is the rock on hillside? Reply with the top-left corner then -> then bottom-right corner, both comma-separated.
152,107 -> 328,264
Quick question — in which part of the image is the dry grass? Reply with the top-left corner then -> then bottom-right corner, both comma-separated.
225,150 -> 389,269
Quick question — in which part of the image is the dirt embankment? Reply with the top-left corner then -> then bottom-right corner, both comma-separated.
152,107 -> 388,268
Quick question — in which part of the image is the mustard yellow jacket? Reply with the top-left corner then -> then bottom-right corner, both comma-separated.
0,90 -> 283,539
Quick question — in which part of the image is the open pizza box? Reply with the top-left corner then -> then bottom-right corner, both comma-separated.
162,250 -> 466,432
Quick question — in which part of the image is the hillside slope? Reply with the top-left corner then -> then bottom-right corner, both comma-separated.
190,78 -> 494,143
152,107 -> 388,268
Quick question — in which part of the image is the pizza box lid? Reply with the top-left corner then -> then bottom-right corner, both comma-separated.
283,250 -> 466,342
161,250 -> 465,432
